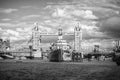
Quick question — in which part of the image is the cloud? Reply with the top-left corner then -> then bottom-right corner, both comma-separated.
1,18 -> 11,21
0,22 -> 34,42
0,23 -> 15,27
21,6 -> 39,9
71,10 -> 98,19
22,15 -> 41,20
10,36 -> 19,41
84,10 -> 98,19
16,28 -> 23,32
16,27 -> 33,37
39,25 -> 52,32
0,27 -> 2,31
99,16 -> 120,38
51,5 -> 98,20
0,8 -> 18,13
44,5 -> 52,10
52,8 -> 71,18
1,36 -> 18,41
0,28 -> 4,37
1,29 -> 20,41
44,19 -> 60,28
1,28 -> 32,42
6,29 -> 19,36
0,22 -> 32,28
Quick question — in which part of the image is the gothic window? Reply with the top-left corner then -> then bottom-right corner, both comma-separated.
75,27 -> 80,31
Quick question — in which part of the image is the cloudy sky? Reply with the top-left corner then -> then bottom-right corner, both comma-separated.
0,0 -> 120,49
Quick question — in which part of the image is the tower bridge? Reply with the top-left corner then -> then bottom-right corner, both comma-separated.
30,22 -> 82,58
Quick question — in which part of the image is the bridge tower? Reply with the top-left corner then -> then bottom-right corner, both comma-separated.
74,23 -> 82,52
58,27 -> 63,40
32,23 -> 39,49
32,23 -> 42,58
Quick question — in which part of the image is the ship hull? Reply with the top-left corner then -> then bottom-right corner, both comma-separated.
49,49 -> 63,62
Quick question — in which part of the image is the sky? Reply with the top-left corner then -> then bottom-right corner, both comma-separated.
0,0 -> 120,49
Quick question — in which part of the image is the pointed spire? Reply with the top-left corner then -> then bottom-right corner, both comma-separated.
34,22 -> 38,26
34,22 -> 39,31
77,22 -> 79,27
58,25 -> 62,36
77,22 -> 82,29
75,22 -> 81,31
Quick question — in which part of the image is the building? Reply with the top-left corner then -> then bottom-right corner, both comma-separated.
0,38 -> 10,51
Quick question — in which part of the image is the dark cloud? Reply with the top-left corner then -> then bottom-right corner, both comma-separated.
109,0 -> 120,7
99,16 -> 120,38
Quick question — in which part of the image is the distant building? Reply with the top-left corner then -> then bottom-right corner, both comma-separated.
0,38 -> 10,51
94,45 -> 100,52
